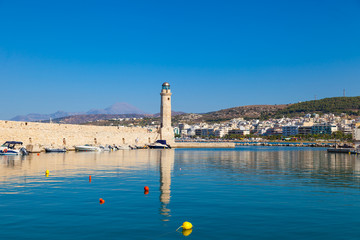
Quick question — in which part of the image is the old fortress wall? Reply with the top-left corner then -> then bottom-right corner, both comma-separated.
0,120 -> 159,148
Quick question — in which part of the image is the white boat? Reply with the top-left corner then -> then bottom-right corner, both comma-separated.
116,145 -> 131,150
0,141 -> 28,155
74,145 -> 101,152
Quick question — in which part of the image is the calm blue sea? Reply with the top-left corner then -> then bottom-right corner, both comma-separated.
0,147 -> 360,239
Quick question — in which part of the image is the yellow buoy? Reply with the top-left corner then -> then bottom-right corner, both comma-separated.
176,221 -> 193,234
45,170 -> 49,175
182,221 -> 193,230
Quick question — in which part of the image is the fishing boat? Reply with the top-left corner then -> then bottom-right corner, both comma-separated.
148,140 -> 171,149
74,145 -> 101,152
45,148 -> 67,153
0,141 -> 28,155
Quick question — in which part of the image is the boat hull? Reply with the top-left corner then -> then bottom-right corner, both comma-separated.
74,146 -> 101,151
45,148 -> 67,153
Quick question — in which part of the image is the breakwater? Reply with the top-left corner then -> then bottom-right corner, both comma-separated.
0,120 -> 159,148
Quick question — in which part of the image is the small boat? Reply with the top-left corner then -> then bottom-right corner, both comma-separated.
99,145 -> 111,151
0,141 -> 28,155
148,140 -> 171,149
116,145 -> 131,150
74,145 -> 101,152
45,148 -> 67,153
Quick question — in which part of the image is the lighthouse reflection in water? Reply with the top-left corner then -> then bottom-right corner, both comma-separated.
159,149 -> 174,220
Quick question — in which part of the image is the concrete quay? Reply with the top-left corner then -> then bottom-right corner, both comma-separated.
172,142 -> 235,148
235,142 -> 337,148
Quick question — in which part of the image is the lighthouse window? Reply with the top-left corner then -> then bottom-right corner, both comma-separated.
168,97 -> 170,100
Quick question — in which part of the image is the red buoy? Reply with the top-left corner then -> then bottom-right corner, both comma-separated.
99,198 -> 105,204
89,175 -> 92,182
144,190 -> 149,195
144,186 -> 149,191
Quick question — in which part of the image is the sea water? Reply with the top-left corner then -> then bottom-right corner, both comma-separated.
0,147 -> 360,239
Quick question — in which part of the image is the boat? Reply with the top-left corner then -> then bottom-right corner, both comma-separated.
45,148 -> 67,153
99,145 -> 111,151
116,145 -> 132,150
0,141 -> 28,155
148,140 -> 171,149
74,145 -> 101,152
327,148 -> 359,154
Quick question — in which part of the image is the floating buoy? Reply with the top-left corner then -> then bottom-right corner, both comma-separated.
176,221 -> 193,236
182,222 -> 193,230
99,198 -> 105,204
89,175 -> 91,182
45,170 -> 49,175
144,186 -> 149,191
45,173 -> 49,178
144,190 -> 149,195
176,221 -> 193,232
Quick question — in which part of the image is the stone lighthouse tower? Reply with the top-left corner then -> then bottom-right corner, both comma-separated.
160,82 -> 174,144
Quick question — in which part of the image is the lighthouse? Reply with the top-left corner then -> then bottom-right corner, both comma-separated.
160,82 -> 174,144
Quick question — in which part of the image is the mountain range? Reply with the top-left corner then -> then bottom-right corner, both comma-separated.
11,102 -> 147,122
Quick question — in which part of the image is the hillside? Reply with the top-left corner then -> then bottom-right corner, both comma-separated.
37,96 -> 360,125
200,104 -> 289,122
269,96 -> 360,118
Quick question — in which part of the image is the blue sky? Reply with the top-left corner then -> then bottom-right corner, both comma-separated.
0,0 -> 359,119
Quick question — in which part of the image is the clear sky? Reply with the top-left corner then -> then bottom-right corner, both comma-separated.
0,0 -> 359,119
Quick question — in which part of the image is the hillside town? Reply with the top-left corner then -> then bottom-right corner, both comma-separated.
173,113 -> 360,140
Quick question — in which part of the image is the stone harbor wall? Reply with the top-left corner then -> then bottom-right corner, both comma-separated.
0,120 -> 159,149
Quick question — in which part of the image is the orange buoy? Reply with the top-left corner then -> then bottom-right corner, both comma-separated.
99,198 -> 105,204
89,175 -> 92,182
144,186 -> 149,191
144,190 -> 149,195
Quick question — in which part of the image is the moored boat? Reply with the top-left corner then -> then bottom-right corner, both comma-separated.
0,141 -> 28,155
45,148 -> 67,153
148,140 -> 171,149
74,145 -> 101,152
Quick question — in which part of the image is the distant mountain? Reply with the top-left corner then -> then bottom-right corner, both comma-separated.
10,111 -> 80,122
10,102 -> 146,122
87,102 -> 146,115
46,111 -> 185,125
43,114 -> 152,124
